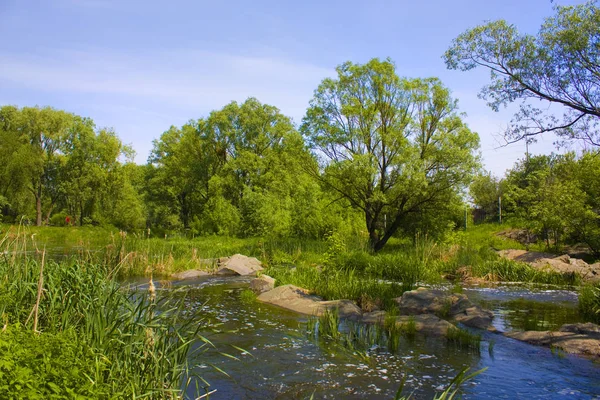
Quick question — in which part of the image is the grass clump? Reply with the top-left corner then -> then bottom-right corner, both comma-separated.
446,327 -> 481,352
0,231 -> 207,398
239,289 -> 257,304
266,264 -> 406,311
579,284 -> 600,324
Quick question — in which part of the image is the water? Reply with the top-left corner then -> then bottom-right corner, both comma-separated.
148,277 -> 600,399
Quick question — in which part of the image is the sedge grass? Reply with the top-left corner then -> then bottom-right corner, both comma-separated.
0,230 -> 209,398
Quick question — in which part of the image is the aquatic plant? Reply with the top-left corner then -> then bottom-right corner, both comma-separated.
579,284 -> 600,324
446,327 -> 481,352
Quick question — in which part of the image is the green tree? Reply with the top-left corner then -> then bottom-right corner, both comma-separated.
444,1 -> 600,146
0,106 -> 76,225
302,58 -> 480,251
470,172 -> 503,222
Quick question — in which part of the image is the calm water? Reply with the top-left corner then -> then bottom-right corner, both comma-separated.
138,277 -> 600,399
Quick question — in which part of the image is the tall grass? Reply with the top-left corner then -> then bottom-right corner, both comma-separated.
266,264 -> 406,310
579,284 -> 600,324
0,231 -> 207,398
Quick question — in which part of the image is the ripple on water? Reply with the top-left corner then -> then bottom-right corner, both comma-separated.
177,280 -> 600,399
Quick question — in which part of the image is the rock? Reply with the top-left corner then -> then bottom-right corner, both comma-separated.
216,254 -> 263,276
454,307 -> 495,331
257,284 -> 323,314
318,300 -> 362,320
496,229 -> 538,245
505,324 -> 600,359
362,310 -> 388,324
249,275 -> 275,294
171,269 -> 210,280
398,314 -> 454,336
257,285 -> 362,319
497,249 -> 600,282
395,287 -> 494,330
497,249 -> 556,263
560,322 -> 600,335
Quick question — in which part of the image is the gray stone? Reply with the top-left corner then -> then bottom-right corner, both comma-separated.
318,300 -> 362,320
454,306 -> 495,331
171,269 -> 210,280
216,254 -> 264,276
249,275 -> 276,294
505,323 -> 600,359
257,284 -> 323,315
395,287 -> 494,330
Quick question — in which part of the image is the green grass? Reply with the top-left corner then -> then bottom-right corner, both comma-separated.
579,284 -> 600,324
266,264 -> 407,311
446,327 -> 482,352
0,230 -> 209,398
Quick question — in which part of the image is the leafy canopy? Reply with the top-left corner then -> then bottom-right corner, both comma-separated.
444,1 -> 600,146
302,58 -> 480,251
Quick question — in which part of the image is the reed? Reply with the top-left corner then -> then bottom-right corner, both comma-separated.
0,230 -> 208,398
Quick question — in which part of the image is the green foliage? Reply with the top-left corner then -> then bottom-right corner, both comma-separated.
579,284 -> 600,324
0,232 -> 204,398
446,327 -> 481,352
0,105 -> 143,230
470,172 -> 502,223
266,264 -> 406,311
445,1 -> 600,146
0,326 -> 110,399
302,58 -> 480,251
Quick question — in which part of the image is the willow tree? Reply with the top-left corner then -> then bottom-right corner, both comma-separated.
302,58 -> 480,251
444,1 -> 600,146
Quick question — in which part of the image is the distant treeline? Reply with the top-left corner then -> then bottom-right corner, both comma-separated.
0,59 -> 482,251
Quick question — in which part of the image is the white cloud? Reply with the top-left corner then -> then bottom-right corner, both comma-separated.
0,48 -> 333,122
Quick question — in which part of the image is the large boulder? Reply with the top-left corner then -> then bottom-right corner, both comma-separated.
454,307 -> 495,331
398,314 -> 454,337
505,322 -> 600,359
317,300 -> 363,320
216,254 -> 263,276
250,274 -> 276,294
257,284 -> 323,314
172,269 -> 210,280
257,285 -> 362,318
497,249 -> 600,282
395,287 -> 494,330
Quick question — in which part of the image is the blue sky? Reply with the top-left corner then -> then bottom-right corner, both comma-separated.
0,0 -> 588,175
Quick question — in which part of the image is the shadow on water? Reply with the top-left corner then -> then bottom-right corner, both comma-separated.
143,277 -> 600,400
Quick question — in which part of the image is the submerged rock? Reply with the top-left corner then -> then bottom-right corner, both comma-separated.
216,254 -> 263,276
394,287 -> 494,330
362,311 -> 452,336
250,274 -> 276,294
171,269 -> 210,280
505,323 -> 600,359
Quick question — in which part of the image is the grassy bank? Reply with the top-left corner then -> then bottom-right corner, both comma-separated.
0,231 -> 207,398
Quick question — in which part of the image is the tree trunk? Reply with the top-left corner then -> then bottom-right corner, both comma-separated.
373,211 -> 407,252
44,203 -> 55,225
35,184 -> 42,226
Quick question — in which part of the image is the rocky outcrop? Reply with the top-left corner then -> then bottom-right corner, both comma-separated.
250,275 -> 276,294
505,322 -> 600,359
257,284 -> 324,315
256,285 -> 363,319
362,311 -> 453,336
498,249 -> 600,282
216,254 -> 263,276
394,287 -> 494,330
171,269 -> 210,280
317,300 -> 363,320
